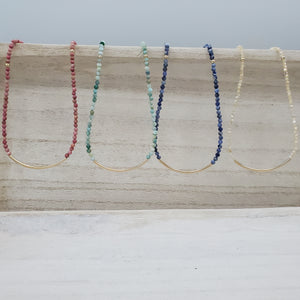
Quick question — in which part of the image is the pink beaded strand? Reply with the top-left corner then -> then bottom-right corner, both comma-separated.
2,40 -> 79,168
2,40 -> 23,156
65,40 -> 78,159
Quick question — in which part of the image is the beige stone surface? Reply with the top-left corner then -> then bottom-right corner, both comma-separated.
0,208 -> 299,299
0,43 -> 299,210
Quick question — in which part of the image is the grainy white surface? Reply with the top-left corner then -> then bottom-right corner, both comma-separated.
0,208 -> 299,300
0,43 -> 299,210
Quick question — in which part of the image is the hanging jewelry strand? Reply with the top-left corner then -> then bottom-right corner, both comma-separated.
228,45 -> 298,172
154,43 -> 224,173
2,40 -> 79,169
86,41 -> 157,172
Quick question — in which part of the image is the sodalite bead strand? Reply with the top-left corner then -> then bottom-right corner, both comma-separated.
203,44 -> 223,165
141,42 -> 157,160
86,41 -> 105,161
154,43 -> 169,160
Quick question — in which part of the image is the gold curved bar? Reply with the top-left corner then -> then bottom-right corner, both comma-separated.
232,158 -> 292,173
93,158 -> 149,172
158,159 -> 212,174
8,155 -> 67,169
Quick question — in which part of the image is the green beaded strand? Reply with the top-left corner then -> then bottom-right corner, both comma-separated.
86,41 -> 157,164
86,41 -> 105,161
141,42 -> 157,159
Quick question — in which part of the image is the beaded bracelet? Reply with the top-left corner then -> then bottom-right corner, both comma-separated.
228,46 -> 298,172
154,43 -> 223,173
86,41 -> 157,172
2,40 -> 79,169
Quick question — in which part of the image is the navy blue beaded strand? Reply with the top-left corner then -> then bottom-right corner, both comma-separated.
203,44 -> 223,165
154,43 -> 169,160
154,43 -> 223,173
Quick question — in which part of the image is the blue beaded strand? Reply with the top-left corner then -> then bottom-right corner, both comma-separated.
154,43 -> 169,160
203,44 -> 223,165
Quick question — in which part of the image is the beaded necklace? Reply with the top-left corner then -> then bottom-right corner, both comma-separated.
2,40 -> 78,169
154,43 -> 223,173
228,46 -> 298,172
86,41 -> 157,172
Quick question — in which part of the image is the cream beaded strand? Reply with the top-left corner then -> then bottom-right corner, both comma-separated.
228,46 -> 298,172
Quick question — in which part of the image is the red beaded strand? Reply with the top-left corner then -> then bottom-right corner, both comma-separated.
2,40 -> 23,156
2,40 -> 79,167
65,40 -> 78,159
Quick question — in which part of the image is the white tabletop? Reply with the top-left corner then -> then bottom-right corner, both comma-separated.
0,207 -> 299,299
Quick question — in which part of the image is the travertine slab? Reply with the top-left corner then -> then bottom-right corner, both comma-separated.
0,43 -> 299,210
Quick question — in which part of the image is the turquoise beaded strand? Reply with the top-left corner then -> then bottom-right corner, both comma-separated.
86,41 -> 105,162
86,41 -> 158,171
141,41 -> 157,160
